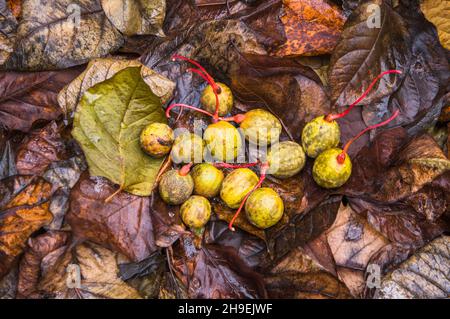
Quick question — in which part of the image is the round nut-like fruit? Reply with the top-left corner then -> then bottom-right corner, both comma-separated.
245,187 -> 284,229
312,148 -> 352,189
191,163 -> 224,198
267,141 -> 306,178
220,168 -> 259,209
203,121 -> 242,162
140,123 -> 174,158
302,116 -> 340,158
180,195 -> 211,229
170,133 -> 205,164
158,169 -> 194,205
239,109 -> 282,146
200,82 -> 234,116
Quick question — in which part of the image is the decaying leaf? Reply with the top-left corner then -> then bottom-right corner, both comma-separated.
101,0 -> 166,37
38,241 -> 142,299
15,122 -> 68,176
169,234 -> 267,299
0,139 -> 16,179
3,0 -> 124,71
58,58 -> 174,116
0,68 -> 81,132
328,0 -> 408,107
67,173 -> 158,262
421,0 -> 449,50
72,67 -> 169,196
0,0 -> 17,64
376,236 -> 450,299
0,176 -> 53,279
0,265 -> 17,298
274,0 -> 346,57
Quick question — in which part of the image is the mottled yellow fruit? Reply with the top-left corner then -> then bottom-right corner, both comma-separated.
203,121 -> 242,162
245,188 -> 284,229
240,109 -> 282,146
170,133 -> 205,164
191,163 -> 224,198
302,116 -> 340,158
200,82 -> 234,116
180,195 -> 211,228
220,168 -> 259,209
159,169 -> 194,205
312,148 -> 352,189
267,141 -> 306,178
140,123 -> 174,158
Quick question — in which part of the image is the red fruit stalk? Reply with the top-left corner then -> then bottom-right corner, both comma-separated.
324,70 -> 402,122
336,110 -> 400,164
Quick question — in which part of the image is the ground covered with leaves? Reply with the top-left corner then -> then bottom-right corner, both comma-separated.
0,0 -> 449,299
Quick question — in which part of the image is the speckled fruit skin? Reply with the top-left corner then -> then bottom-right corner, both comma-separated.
220,168 -> 259,209
203,121 -> 242,162
302,116 -> 340,158
240,109 -> 282,146
267,141 -> 306,178
170,133 -> 205,164
191,163 -> 224,198
245,188 -> 284,229
159,169 -> 194,205
180,195 -> 211,228
140,123 -> 174,158
312,148 -> 352,189
200,83 -> 233,116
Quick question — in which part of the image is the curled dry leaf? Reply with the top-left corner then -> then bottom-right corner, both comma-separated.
0,0 -> 17,65
17,231 -> 69,298
0,68 -> 81,132
67,173 -> 158,262
421,0 -> 450,50
101,0 -> 166,37
15,122 -> 68,176
72,67 -> 171,196
0,176 -> 53,279
273,0 -> 346,57
58,58 -> 175,116
375,235 -> 450,299
38,241 -> 142,299
169,234 -> 267,299
2,0 -> 124,71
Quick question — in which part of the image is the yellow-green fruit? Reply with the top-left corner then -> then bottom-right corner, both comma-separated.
220,168 -> 259,209
140,123 -> 174,158
245,187 -> 284,229
203,121 -> 242,162
302,116 -> 340,158
200,83 -> 233,116
312,148 -> 352,189
267,141 -> 306,178
159,169 -> 194,205
191,163 -> 224,198
180,195 -> 211,228
240,109 -> 282,146
170,133 -> 205,164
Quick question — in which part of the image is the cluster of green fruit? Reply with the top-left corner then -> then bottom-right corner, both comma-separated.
140,55 -> 401,233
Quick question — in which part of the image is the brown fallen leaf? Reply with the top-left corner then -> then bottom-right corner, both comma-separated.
67,173 -> 158,263
0,0 -> 17,65
421,0 -> 450,50
375,235 -> 450,299
0,176 -> 53,279
169,234 -> 267,299
15,122 -> 69,176
0,68 -> 81,132
265,246 -> 352,298
17,231 -> 69,298
274,0 -> 346,57
38,241 -> 142,299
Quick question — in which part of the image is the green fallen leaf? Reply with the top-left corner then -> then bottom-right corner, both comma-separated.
72,66 -> 168,196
